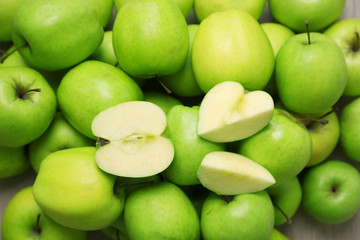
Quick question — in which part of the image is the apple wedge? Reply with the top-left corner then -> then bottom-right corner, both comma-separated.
197,151 -> 276,195
91,101 -> 174,177
197,81 -> 274,142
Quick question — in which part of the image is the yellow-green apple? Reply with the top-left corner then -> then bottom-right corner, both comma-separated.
0,146 -> 29,179
89,31 -> 117,66
192,9 -> 274,92
0,0 -> 23,42
86,0 -> 113,28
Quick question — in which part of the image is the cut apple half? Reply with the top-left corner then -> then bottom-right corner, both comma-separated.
91,101 -> 174,178
197,151 -> 276,195
197,81 -> 274,142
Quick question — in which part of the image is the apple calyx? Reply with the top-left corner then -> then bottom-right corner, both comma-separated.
351,32 -> 360,52
17,88 -> 41,100
304,20 -> 311,45
220,195 -> 234,204
96,137 -> 110,147
0,42 -> 28,63
33,213 -> 41,237
331,185 -> 338,196
272,200 -> 292,224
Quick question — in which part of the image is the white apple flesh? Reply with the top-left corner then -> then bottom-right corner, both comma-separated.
91,101 -> 174,178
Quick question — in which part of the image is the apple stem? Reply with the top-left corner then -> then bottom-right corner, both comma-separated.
35,213 -> 41,234
18,88 -> 41,100
0,42 -> 27,64
305,20 -> 311,45
272,201 -> 292,224
352,32 -> 360,52
96,137 -> 110,147
298,107 -> 338,129
155,75 -> 172,94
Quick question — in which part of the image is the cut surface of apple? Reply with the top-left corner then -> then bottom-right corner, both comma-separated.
197,151 -> 276,195
197,81 -> 274,142
91,101 -> 174,178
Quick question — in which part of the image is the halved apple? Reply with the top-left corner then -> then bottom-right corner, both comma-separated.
197,151 -> 276,195
197,81 -> 274,142
91,101 -> 174,177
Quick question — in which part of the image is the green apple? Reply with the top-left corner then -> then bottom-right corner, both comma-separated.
194,0 -> 267,22
192,9 -> 274,92
267,176 -> 302,226
197,151 -> 276,195
144,91 -> 182,114
91,101 -> 174,177
197,81 -> 274,142
112,0 -> 189,79
268,0 -> 346,32
238,109 -> 312,187
302,160 -> 360,224
124,182 -> 200,240
101,214 -> 129,240
324,18 -> 360,97
57,60 -> 143,139
160,24 -> 204,97
86,0 -> 113,28
276,32 -> 348,114
201,191 -> 274,240
340,97 -> 360,161
2,186 -> 87,240
32,147 -> 126,230
0,0 -> 23,42
88,31 -> 117,66
11,0 -> 104,71
0,66 -> 57,148
271,229 -> 289,240
0,146 -> 29,179
162,105 -> 225,185
29,112 -> 94,173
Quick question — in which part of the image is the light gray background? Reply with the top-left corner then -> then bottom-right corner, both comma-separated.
1,1 -> 360,240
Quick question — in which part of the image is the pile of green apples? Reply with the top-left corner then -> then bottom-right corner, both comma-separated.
1,0 -> 360,239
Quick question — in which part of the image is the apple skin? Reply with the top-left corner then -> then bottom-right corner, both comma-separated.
160,24 -> 204,97
112,0 -> 189,79
201,190 -> 274,240
162,105 -> 225,185
29,112 -> 94,173
301,160 -> 360,224
2,186 -> 87,240
275,32 -> 348,114
86,0 -> 114,28
271,229 -> 289,240
0,0 -> 23,42
11,0 -> 104,71
192,9 -> 274,93
340,97 -> 360,161
267,176 -> 302,226
0,146 -> 30,179
0,66 -> 57,148
124,181 -> 200,240
268,0 -> 346,32
57,60 -> 143,139
324,18 -> 360,97
143,91 -> 182,114
194,0 -> 267,22
238,109 -> 312,187
88,31 -> 117,66
32,147 -> 126,230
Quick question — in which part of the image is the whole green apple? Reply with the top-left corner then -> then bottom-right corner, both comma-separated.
0,0 -> 23,42
324,18 -> 360,97
302,160 -> 360,224
32,147 -> 126,230
57,60 -> 143,138
268,0 -> 346,32
194,0 -> 267,22
276,32 -> 348,114
162,105 -> 225,185
11,0 -> 104,71
201,190 -> 274,240
112,0 -> 189,79
2,186 -> 87,240
0,66 -> 57,147
0,146 -> 29,179
192,9 -> 274,92
238,109 -> 312,187
29,112 -> 94,173
89,31 -> 117,66
124,181 -> 200,240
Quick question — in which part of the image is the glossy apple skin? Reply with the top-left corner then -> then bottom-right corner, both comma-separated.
2,186 -> 87,240
124,182 -> 200,240
192,9 -> 274,93
275,32 -> 348,114
89,31 -> 117,66
0,146 -> 29,179
57,60 -> 143,139
33,147 -> 125,230
238,109 -> 312,187
113,0 -> 189,79
201,191 -> 274,240
269,0 -> 346,32
0,67 -> 57,148
0,0 -> 23,41
86,0 -> 113,28
324,18 -> 360,97
302,160 -> 360,224
11,0 -> 104,71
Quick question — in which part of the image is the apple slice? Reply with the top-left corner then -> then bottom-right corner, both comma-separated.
197,81 -> 274,142
197,151 -> 276,195
91,101 -> 174,178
